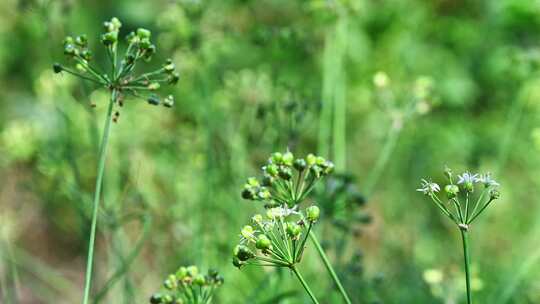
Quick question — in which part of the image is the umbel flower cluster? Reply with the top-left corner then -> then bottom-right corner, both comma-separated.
53,17 -> 179,120
233,205 -> 320,269
417,168 -> 500,229
149,266 -> 223,304
241,151 -> 334,208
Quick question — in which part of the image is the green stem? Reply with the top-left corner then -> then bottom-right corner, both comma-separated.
309,231 -> 352,304
363,126 -> 401,197
460,229 -> 472,304
291,266 -> 320,304
82,90 -> 117,304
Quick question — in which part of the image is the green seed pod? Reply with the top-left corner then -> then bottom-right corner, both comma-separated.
162,295 -> 173,304
251,214 -> 263,224
264,164 -> 279,177
271,152 -> 283,164
163,274 -> 177,290
126,31 -> 136,43
241,187 -> 255,200
187,265 -> 199,277
278,167 -> 292,180
169,72 -> 180,85
306,153 -> 317,166
137,28 -> 152,39
64,44 -> 77,56
306,206 -> 320,222
163,95 -> 174,108
489,189 -> 500,200
148,82 -> 160,90
150,293 -> 163,304
261,175 -> 274,186
316,156 -> 326,166
241,225 -> 254,239
234,245 -> 254,261
444,184 -> 459,199
139,38 -> 152,49
310,165 -> 323,178
322,161 -> 335,175
164,63 -> 175,73
147,95 -> 160,106
282,151 -> 294,166
81,50 -> 93,61
75,35 -> 88,47
247,177 -> 260,187
255,234 -> 272,251
63,36 -> 74,46
193,274 -> 206,286
286,222 -> 301,239
111,17 -> 122,30
101,31 -> 118,45
464,181 -> 474,193
232,256 -> 244,268
293,158 -> 307,171
176,266 -> 188,279
53,63 -> 63,74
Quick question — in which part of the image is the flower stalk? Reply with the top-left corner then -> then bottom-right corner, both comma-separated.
417,168 -> 501,304
53,17 -> 178,304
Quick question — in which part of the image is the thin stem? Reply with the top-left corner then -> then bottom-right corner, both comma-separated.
460,229 -> 472,304
468,198 -> 495,225
363,125 -> 401,197
82,89 -> 117,304
308,231 -> 352,304
291,266 -> 320,304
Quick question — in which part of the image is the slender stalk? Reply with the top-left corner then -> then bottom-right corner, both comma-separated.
460,229 -> 472,304
291,266 -> 320,304
309,231 -> 352,304
82,89 -> 117,304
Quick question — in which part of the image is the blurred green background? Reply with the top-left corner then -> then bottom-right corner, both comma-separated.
1,0 -> 540,303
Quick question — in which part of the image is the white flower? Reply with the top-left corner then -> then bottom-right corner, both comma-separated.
477,173 -> 499,187
266,206 -> 299,219
417,179 -> 440,195
457,172 -> 479,185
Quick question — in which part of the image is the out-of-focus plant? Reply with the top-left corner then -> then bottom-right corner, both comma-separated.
53,17 -> 178,304
417,168 -> 501,304
233,205 -> 321,303
240,151 -> 353,304
149,266 -> 223,304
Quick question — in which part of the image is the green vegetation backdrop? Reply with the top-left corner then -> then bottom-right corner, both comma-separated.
0,0 -> 539,303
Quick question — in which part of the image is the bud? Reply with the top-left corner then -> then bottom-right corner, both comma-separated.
81,50 -> 93,61
234,245 -> 254,261
282,151 -> 294,166
53,63 -> 63,74
444,184 -> 459,199
286,222 -> 301,239
278,167 -> 292,180
176,266 -> 188,279
101,31 -> 118,45
164,62 -> 176,73
144,45 -> 156,61
489,189 -> 500,200
241,225 -> 254,239
186,265 -> 199,277
163,274 -> 177,290
75,35 -> 88,47
444,166 -> 452,180
137,28 -> 152,39
162,295 -> 173,304
264,164 -> 279,177
241,187 -> 255,200
232,256 -> 244,268
271,152 -> 283,164
168,72 -> 180,85
257,188 -> 271,200
193,274 -> 206,286
139,38 -> 152,49
150,293 -> 164,304
464,181 -> 474,193
111,17 -> 122,31
63,36 -> 74,46
64,44 -> 77,56
148,82 -> 160,90
306,153 -> 316,166
163,95 -> 174,108
126,31 -> 136,43
293,158 -> 307,171
306,206 -> 320,222
147,95 -> 160,106
255,234 -> 272,251
261,175 -> 274,186
252,214 -> 263,224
